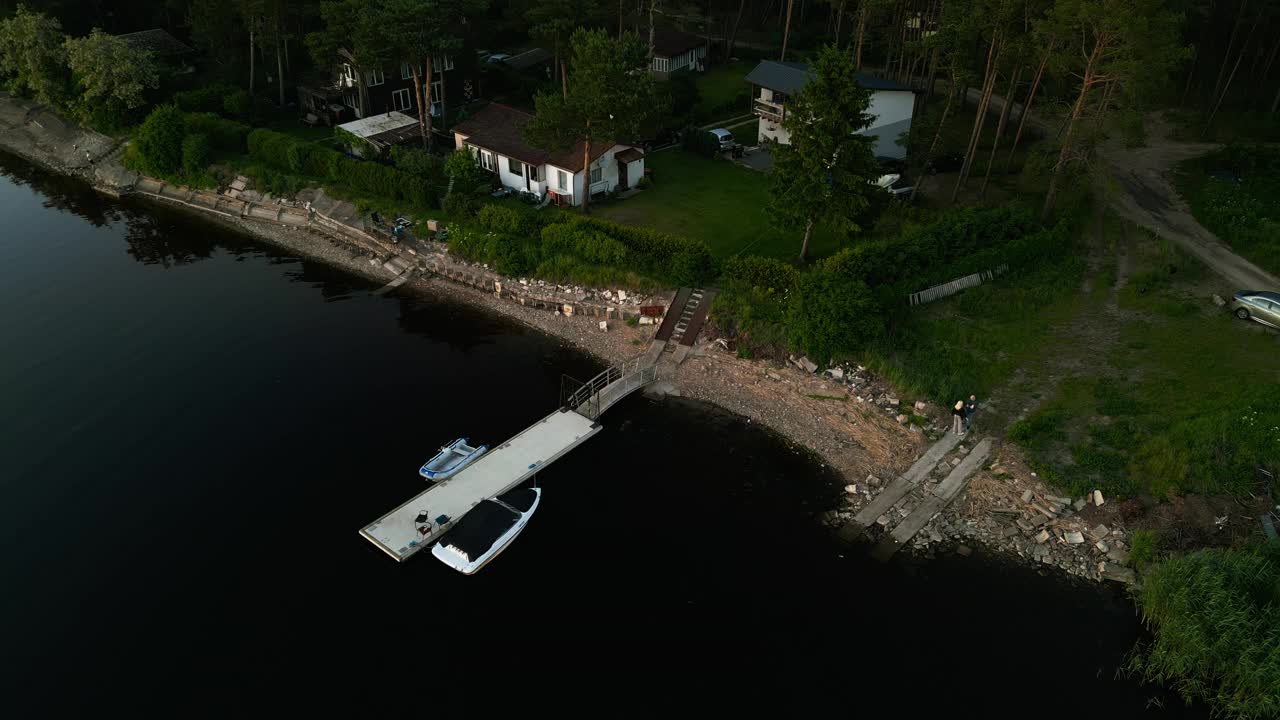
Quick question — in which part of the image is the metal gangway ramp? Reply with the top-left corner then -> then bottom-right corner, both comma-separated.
360,357 -> 657,562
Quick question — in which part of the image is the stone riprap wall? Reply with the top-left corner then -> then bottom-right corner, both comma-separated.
130,178 -> 666,323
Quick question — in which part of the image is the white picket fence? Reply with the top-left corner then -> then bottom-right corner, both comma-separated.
908,264 -> 1009,306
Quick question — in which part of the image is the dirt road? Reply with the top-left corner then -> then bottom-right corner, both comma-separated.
962,90 -> 1277,290
1100,120 -> 1279,292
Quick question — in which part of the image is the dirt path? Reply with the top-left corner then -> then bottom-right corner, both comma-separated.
962,91 -> 1276,290
1101,116 -> 1278,292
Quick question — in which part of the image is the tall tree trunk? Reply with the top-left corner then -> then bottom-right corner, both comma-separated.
284,35 -> 291,74
853,0 -> 868,69
1043,37 -> 1105,222
1210,0 -> 1249,107
833,0 -> 846,46
1271,80 -> 1280,113
423,54 -> 435,152
581,119 -> 592,214
440,62 -> 449,132
1260,38 -> 1280,109
910,85 -> 953,202
275,33 -> 285,107
554,36 -> 560,86
1006,39 -> 1051,172
727,0 -> 746,57
799,216 -> 814,262
952,34 -> 999,202
248,25 -> 255,94
1181,44 -> 1198,107
1205,48 -> 1246,134
1206,14 -> 1260,133
649,0 -> 657,59
411,64 -> 428,147
619,0 -> 625,36
979,65 -> 1020,200
561,60 -> 568,99
780,0 -> 795,61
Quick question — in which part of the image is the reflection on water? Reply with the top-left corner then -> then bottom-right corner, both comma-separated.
0,152 -> 1207,718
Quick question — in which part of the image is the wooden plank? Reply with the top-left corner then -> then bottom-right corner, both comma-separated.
837,432 -> 962,541
870,439 -> 992,561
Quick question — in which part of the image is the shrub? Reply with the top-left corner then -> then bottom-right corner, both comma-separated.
391,145 -> 444,180
722,255 -> 799,293
135,104 -> 186,174
441,190 -> 481,218
182,112 -> 250,153
444,148 -> 491,194
571,216 -> 716,285
245,128 -> 443,209
1130,544 -> 1280,720
181,133 -> 210,175
223,89 -> 253,120
477,204 -> 540,237
541,223 -> 627,265
173,84 -> 236,114
785,265 -> 883,361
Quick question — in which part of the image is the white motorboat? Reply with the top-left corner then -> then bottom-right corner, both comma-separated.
431,487 -> 541,575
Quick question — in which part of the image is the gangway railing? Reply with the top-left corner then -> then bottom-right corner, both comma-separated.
561,356 -> 657,420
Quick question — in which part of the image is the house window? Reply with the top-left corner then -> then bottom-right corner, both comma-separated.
392,88 -> 412,111
557,169 -> 569,191
477,149 -> 495,171
433,54 -> 455,72
400,62 -> 414,80
528,165 -> 541,182
589,166 -> 602,183
343,63 -> 356,84
429,80 -> 443,103
367,68 -> 384,86
507,157 -> 524,176
345,92 -> 358,109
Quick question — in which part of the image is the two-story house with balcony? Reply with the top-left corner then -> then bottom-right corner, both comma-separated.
745,60 -> 916,159
452,103 -> 646,207
297,50 -> 465,127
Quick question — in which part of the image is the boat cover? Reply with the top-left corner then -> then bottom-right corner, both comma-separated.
441,500 -> 519,561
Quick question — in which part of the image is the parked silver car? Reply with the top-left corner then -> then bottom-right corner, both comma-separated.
1230,290 -> 1280,329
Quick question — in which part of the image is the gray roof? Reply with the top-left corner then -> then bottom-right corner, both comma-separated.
744,60 -> 913,94
503,48 -> 552,70
115,29 -> 193,56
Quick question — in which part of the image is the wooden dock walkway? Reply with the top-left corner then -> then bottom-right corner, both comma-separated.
836,431 -> 963,543
869,439 -> 992,561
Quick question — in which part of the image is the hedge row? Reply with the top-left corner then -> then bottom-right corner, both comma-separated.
448,203 -> 716,288
182,113 -> 250,154
246,129 -> 444,208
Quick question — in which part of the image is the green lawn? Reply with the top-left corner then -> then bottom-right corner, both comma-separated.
867,212 -> 1280,500
593,149 -> 842,262
693,60 -> 755,122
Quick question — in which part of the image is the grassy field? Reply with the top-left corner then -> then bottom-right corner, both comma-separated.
593,149 -> 844,261
867,210 -> 1280,500
693,60 -> 755,122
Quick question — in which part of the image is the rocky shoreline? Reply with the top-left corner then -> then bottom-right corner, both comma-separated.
0,93 -> 1139,586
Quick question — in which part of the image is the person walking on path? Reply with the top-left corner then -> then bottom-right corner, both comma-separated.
952,401 -> 965,435
964,394 -> 978,432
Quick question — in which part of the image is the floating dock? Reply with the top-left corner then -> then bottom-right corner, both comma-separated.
361,408 -> 601,562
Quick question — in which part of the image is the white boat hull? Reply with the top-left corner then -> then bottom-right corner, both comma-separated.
432,488 -> 540,575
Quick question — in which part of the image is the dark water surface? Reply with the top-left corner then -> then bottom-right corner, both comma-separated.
0,153 -> 1205,717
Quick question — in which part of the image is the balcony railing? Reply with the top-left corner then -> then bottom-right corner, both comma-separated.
753,99 -> 784,122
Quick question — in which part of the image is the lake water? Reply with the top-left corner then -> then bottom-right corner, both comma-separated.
0,152 -> 1206,717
